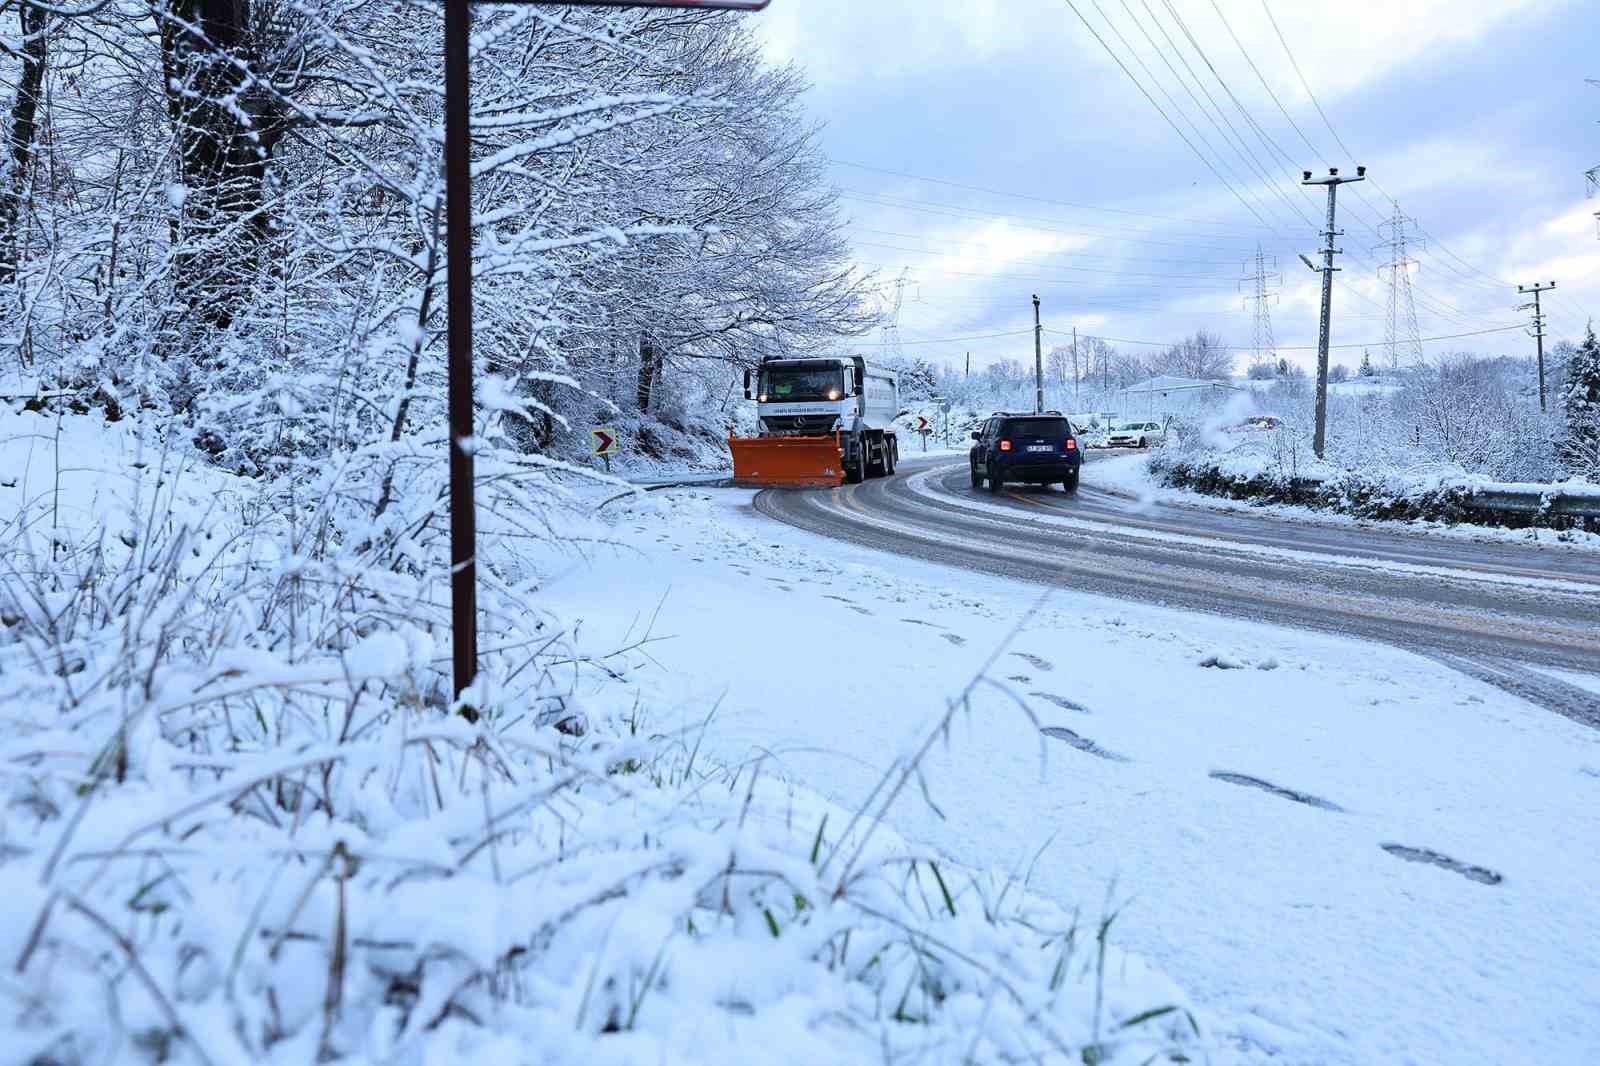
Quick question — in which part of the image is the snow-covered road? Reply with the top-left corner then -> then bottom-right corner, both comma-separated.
541,468 -> 1600,1065
755,454 -> 1600,726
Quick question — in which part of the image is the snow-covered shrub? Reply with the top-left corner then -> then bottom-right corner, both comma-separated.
0,405 -> 1202,1064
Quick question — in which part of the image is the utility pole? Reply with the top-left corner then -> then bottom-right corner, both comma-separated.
1300,165 -> 1366,459
1072,326 -> 1080,407
1376,206 -> 1423,369
1032,294 -> 1044,414
1517,281 -> 1556,411
965,352 -> 970,380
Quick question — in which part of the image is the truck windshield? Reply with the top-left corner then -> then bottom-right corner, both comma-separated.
758,365 -> 845,403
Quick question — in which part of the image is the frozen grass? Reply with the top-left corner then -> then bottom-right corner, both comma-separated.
0,408 -> 1201,1065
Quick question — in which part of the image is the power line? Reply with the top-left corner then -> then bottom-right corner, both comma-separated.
1042,323 -> 1524,351
827,157 -> 1275,231
838,190 -> 1298,252
843,328 -> 1037,349
1061,0 -> 1284,232
848,225 -> 1242,267
850,239 -> 1233,280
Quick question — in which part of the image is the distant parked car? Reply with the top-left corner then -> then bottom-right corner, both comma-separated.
1222,415 -> 1283,434
1106,421 -> 1165,448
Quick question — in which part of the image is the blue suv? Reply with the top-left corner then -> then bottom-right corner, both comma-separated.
970,413 -> 1082,494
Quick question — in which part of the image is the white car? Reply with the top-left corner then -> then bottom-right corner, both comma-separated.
1106,421 -> 1165,448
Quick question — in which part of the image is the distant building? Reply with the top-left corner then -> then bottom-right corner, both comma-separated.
1112,376 -> 1240,419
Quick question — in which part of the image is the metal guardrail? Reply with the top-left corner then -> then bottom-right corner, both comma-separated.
1281,473 -> 1600,520
1460,486 -> 1600,518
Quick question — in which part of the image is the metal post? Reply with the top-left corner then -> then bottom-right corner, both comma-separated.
1518,281 -> 1556,411
438,0 -> 772,706
1032,294 -> 1043,414
1301,166 -> 1365,460
444,0 -> 478,703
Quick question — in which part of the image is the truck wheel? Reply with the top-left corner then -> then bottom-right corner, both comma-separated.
845,435 -> 866,484
1062,472 -> 1079,494
987,472 -> 1004,494
885,439 -> 897,475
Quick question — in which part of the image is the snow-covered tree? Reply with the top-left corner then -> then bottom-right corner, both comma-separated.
1560,325 -> 1600,477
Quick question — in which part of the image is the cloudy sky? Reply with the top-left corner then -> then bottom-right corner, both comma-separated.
752,0 -> 1599,374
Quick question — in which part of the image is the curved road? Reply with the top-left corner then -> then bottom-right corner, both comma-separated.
755,453 -> 1600,726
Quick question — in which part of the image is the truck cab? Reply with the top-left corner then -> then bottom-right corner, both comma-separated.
740,356 -> 900,484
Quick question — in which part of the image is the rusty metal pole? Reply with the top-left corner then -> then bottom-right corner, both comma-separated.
444,0 -> 478,702
441,0 -> 771,703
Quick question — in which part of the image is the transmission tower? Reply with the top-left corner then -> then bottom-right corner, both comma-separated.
1375,205 -> 1423,368
1587,79 -> 1600,238
1238,244 -> 1279,370
878,267 -> 912,361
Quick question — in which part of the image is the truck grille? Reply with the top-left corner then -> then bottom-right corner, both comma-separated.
762,415 -> 838,436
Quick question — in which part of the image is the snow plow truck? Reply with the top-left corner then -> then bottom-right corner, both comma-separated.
730,355 -> 901,487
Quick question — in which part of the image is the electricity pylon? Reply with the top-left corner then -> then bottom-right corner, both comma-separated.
1239,244 -> 1279,371
1375,205 -> 1423,368
879,267 -> 912,361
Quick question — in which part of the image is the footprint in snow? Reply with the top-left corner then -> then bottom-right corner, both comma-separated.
900,618 -> 942,629
1041,726 -> 1127,763
1030,692 -> 1090,714
1209,771 -> 1342,812
846,605 -> 873,616
1380,843 -> 1502,886
1010,652 -> 1054,672
940,633 -> 967,647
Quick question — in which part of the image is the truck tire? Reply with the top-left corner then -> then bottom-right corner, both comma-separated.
885,437 -> 897,475
845,434 -> 866,484
987,471 -> 1004,494
1062,471 -> 1079,494
865,435 -> 885,479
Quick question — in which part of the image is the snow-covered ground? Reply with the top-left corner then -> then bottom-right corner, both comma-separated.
1,408 -> 1203,1065
1085,450 -> 1600,552
539,481 -> 1600,1065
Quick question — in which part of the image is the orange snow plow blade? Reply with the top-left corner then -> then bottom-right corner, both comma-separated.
729,432 -> 845,488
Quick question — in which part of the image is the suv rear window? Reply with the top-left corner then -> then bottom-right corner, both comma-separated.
1002,417 -> 1070,438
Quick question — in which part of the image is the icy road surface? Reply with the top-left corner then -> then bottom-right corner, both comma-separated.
755,454 -> 1600,726
546,463 -> 1600,1065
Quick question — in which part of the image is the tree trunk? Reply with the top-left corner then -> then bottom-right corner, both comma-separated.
0,4 -> 48,281
637,336 -> 660,412
160,0 -> 284,335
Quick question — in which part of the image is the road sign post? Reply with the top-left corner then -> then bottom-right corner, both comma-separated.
591,427 -> 620,473
441,0 -> 771,702
916,414 -> 930,452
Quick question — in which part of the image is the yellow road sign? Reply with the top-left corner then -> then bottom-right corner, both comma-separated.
591,427 -> 620,456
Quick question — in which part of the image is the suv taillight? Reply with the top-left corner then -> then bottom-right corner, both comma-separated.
999,440 -> 1013,452
1066,438 -> 1078,450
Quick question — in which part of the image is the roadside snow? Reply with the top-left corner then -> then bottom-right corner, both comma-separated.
535,482 -> 1600,1066
1083,450 -> 1600,552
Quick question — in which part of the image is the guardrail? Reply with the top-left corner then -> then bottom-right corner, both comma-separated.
1280,474 -> 1600,520
1459,485 -> 1600,519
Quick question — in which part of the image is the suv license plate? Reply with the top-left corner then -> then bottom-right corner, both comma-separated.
1027,445 -> 1053,452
